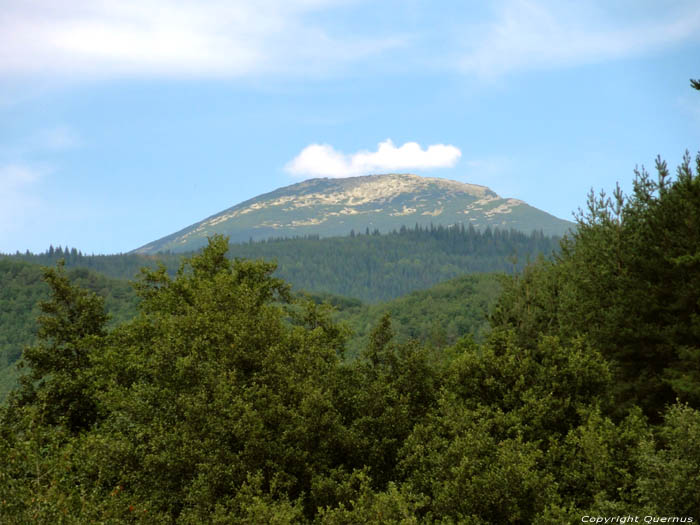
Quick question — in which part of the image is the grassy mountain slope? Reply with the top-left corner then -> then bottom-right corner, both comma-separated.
134,173 -> 574,253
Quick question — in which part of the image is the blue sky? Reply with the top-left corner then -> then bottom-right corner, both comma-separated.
1,0 -> 699,254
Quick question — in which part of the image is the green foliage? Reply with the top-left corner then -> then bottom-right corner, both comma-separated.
0,259 -> 46,366
0,259 -> 47,401
228,225 -> 557,302
5,224 -> 560,302
316,472 -> 423,524
88,236 -> 352,520
492,152 -> 700,418
0,258 -> 138,404
489,256 -> 569,347
398,330 -> 612,522
3,245 -> 180,282
0,257 -> 503,404
335,273 -> 502,358
635,403 -> 700,515
0,225 -> 549,404
549,406 -> 650,511
11,262 -> 108,433
337,317 -> 443,490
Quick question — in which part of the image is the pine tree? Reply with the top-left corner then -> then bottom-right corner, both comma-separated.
12,261 -> 107,433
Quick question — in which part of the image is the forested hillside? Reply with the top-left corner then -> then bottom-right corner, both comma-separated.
0,260 -> 139,402
5,224 -> 559,302
326,273 -> 502,357
1,152 -> 699,523
0,261 -> 501,402
225,225 -> 551,301
1,225 -> 547,399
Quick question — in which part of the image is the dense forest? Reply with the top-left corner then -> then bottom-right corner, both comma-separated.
0,260 -> 140,402
4,223 -> 560,302
0,264 -> 501,403
0,152 -> 698,522
0,224 -> 557,401
327,273 -> 502,357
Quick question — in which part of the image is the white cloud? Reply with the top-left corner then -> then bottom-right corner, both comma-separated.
4,1 -> 696,82
286,139 -> 462,178
0,0 -> 402,78
460,0 -> 700,78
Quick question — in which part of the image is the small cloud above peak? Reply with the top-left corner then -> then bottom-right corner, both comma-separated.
285,139 -> 462,178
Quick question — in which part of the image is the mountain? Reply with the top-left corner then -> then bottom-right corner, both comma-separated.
133,173 -> 574,253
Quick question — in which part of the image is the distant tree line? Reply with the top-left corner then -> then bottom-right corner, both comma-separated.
5,246 -> 177,281
4,224 -> 560,302
226,224 -> 559,301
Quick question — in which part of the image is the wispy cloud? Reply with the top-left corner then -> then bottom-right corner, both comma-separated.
286,139 -> 462,178
0,0 -> 403,78
4,1 -> 697,82
460,0 -> 700,78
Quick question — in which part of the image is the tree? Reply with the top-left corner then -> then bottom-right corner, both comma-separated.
11,261 -> 108,433
398,330 -> 612,522
491,152 -> 700,419
80,236 -> 355,520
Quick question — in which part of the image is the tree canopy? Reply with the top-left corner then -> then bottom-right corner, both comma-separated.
492,152 -> 700,419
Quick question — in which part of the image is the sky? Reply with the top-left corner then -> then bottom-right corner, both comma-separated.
1,0 -> 699,254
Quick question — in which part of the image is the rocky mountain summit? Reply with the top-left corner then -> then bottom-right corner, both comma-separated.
134,174 -> 573,253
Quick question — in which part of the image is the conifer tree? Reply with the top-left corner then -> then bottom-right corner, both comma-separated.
12,261 -> 107,432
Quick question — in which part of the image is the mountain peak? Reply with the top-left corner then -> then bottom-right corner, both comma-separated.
133,173 -> 571,254
295,173 -> 496,200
